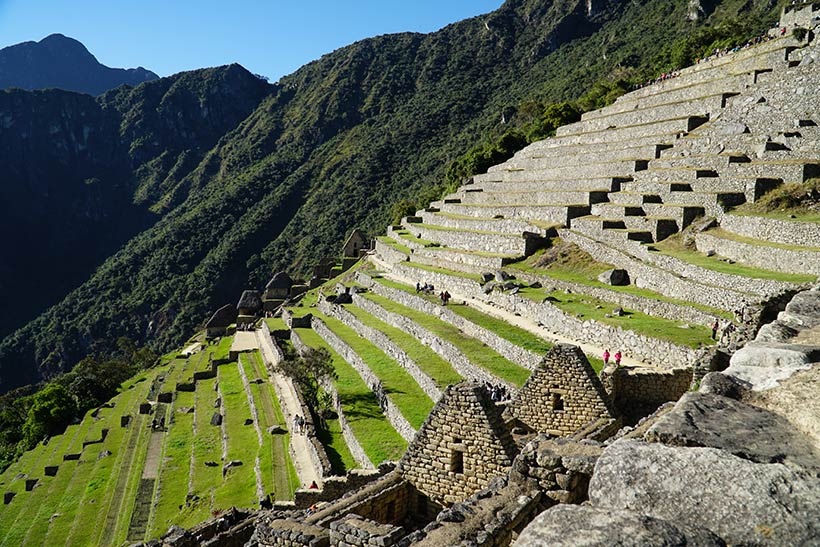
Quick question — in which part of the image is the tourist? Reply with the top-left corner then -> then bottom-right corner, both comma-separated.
439,291 -> 446,305
416,281 -> 421,293
603,349 -> 610,366
711,319 -> 719,340
308,481 -> 318,489
614,350 -> 622,367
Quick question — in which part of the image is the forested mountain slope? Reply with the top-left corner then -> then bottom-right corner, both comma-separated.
0,0 -> 784,391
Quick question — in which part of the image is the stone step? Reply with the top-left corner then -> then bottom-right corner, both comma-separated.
564,93 -> 732,135
585,73 -> 752,121
590,202 -> 647,218
437,202 -> 591,225
678,35 -> 797,77
553,116 -> 709,144
412,246 -> 512,271
404,223 -> 536,256
632,166 -> 723,183
729,161 -> 820,183
694,229 -> 820,277
639,203 -> 706,228
648,153 -> 750,170
467,176 -> 624,193
387,226 -> 428,251
417,211 -> 552,237
501,142 -> 666,168
453,188 -> 610,206
523,132 -> 679,156
607,191 -> 663,206
621,177 -> 750,196
477,159 -> 648,183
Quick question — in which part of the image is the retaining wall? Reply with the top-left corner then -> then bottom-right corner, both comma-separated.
719,213 -> 820,247
696,232 -> 820,276
317,299 -> 442,401
290,329 -> 374,470
310,316 -> 417,443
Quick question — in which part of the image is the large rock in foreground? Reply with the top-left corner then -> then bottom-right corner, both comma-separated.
515,505 -> 726,547
588,439 -> 820,546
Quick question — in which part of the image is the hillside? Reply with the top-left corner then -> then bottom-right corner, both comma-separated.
1,2 -> 819,543
0,34 -> 158,96
0,0 -> 785,393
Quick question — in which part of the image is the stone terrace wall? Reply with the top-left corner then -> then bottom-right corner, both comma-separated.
358,272 -> 542,370
311,315 -> 417,443
349,287 -> 508,389
719,214 -> 820,247
317,298 -> 442,401
601,365 -> 692,417
386,262 -> 705,370
329,515 -> 405,547
375,239 -> 409,264
256,518 -> 329,547
290,330 -> 374,470
696,232 -> 820,276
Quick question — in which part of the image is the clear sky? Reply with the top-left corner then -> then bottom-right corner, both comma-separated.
0,1 -> 504,81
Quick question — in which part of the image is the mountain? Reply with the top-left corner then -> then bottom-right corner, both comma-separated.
0,0 -> 785,392
0,33 -> 158,95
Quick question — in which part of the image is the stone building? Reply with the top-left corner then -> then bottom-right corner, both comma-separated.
264,272 -> 293,300
400,382 -> 518,507
236,290 -> 263,325
204,303 -> 236,338
508,344 -> 618,437
342,229 -> 369,258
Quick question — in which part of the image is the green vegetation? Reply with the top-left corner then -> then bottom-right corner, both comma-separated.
373,277 -> 553,354
314,406 -> 357,474
341,303 -> 463,388
650,235 -> 817,284
313,311 -> 434,429
377,236 -> 413,256
359,293 -> 531,387
730,177 -> 820,222
292,328 -> 407,464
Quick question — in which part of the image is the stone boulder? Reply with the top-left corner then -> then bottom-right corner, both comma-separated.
514,505 -> 726,547
644,392 -> 820,471
698,372 -> 748,400
588,439 -> 820,546
779,289 -> 820,330
210,412 -> 223,426
755,320 -> 799,343
597,269 -> 629,286
725,341 -> 820,390
480,272 -> 495,283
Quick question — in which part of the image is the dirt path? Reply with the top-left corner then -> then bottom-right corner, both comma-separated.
371,256 -> 647,368
255,329 -> 323,489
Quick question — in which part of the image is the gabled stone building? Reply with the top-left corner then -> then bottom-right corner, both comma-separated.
342,229 -> 369,259
236,290 -> 263,325
400,382 -> 518,507
508,344 -> 618,437
204,303 -> 236,338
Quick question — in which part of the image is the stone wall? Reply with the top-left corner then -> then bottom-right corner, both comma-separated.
400,383 -> 518,506
386,262 -> 705,370
290,330 -> 374,470
510,345 -> 617,436
329,515 -> 405,547
696,232 -> 820,276
719,213 -> 820,247
601,364 -> 693,420
309,472 -> 416,528
358,273 -> 542,370
349,286 -> 508,388
374,239 -> 409,264
311,315 -> 417,443
294,465 -> 396,509
256,518 -> 329,547
317,298 -> 442,401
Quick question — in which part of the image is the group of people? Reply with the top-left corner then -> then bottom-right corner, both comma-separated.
150,417 -> 166,430
484,382 -> 511,402
439,290 -> 452,306
602,349 -> 622,368
292,414 -> 307,434
711,319 -> 738,344
236,322 -> 255,332
416,281 -> 435,294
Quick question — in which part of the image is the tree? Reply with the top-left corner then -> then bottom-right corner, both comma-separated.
278,347 -> 337,412
21,384 -> 76,448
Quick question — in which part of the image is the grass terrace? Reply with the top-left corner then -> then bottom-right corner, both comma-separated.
650,235 -> 817,284
404,261 -> 483,282
372,276 -> 554,354
394,229 -> 441,248
703,227 -> 820,252
313,388 -> 357,475
377,235 -> 413,256
312,311 -> 434,429
358,293 -> 531,387
264,317 -> 289,331
340,302 -> 463,388
292,328 -> 407,464
183,376 -> 222,528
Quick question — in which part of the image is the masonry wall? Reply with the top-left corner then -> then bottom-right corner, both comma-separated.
695,232 -> 820,276
510,345 -> 616,436
400,383 -> 518,506
719,213 -> 820,247
600,364 -> 692,419
329,515 -> 405,547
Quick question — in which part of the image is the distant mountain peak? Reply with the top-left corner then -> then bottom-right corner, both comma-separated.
0,34 -> 159,95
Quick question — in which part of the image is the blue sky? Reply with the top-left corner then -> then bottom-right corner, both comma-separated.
0,1 -> 504,81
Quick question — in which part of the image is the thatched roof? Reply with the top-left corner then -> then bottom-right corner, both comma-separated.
266,271 -> 293,290
236,290 -> 263,312
205,304 -> 236,329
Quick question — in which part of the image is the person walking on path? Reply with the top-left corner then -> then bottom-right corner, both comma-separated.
603,349 -> 610,366
711,319 -> 719,340
614,350 -> 622,367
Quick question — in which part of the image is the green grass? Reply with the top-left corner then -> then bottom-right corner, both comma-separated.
403,261 -> 482,281
213,362 -> 259,510
509,246 -> 734,320
650,236 -> 817,284
264,317 -> 288,331
314,393 -> 357,475
211,335 -> 234,361
295,260 -> 367,308
341,303 -> 463,388
394,230 -> 441,248
147,391 -> 195,539
360,293 -> 531,387
293,328 -> 407,464
374,276 -> 554,354
728,209 -> 820,223
312,312 -> 434,429
377,235 -> 412,256
516,287 -> 715,349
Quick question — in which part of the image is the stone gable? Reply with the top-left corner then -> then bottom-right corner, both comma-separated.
399,382 -> 518,506
509,344 -> 617,436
